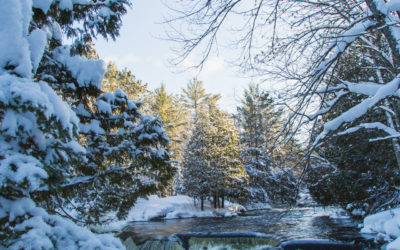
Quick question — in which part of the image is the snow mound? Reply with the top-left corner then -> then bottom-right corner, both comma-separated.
244,202 -> 272,211
361,208 -> 400,249
296,189 -> 318,207
94,195 -> 245,233
328,208 -> 351,219
127,195 -> 244,222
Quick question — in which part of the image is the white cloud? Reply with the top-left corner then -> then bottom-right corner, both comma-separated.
103,54 -> 139,68
202,56 -> 225,74
177,56 -> 226,75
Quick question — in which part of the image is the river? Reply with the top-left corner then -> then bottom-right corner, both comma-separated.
119,207 -> 379,249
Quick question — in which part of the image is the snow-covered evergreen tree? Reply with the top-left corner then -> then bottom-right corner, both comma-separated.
102,61 -> 148,101
208,105 -> 248,207
240,147 -> 272,203
0,0 -> 129,248
148,84 -> 189,196
63,88 -> 174,224
235,84 -> 276,203
182,103 -> 247,209
236,84 -> 298,204
181,110 -> 214,210
0,0 -> 176,247
23,0 -> 175,226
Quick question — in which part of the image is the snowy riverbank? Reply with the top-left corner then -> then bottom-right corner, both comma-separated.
361,207 -> 400,249
93,195 -> 246,232
91,195 -> 400,248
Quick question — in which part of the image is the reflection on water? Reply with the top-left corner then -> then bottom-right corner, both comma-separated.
121,207 -> 366,245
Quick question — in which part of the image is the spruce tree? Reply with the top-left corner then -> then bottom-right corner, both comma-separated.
182,99 -> 247,209
208,106 -> 248,207
182,78 -> 221,116
29,0 -> 175,225
0,2 -> 176,249
66,88 -> 174,223
102,61 -> 148,100
182,110 -> 214,210
0,0 -> 132,248
236,84 -> 298,205
306,44 -> 400,214
147,84 -> 189,196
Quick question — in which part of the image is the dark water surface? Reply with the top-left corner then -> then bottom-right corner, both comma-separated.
121,207 -> 376,247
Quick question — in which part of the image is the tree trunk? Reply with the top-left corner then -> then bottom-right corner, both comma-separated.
221,195 -> 225,208
392,139 -> 400,171
384,103 -> 400,170
213,193 -> 217,209
201,196 -> 204,211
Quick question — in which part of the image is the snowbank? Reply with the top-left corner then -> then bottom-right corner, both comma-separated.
94,195 -> 245,232
361,208 -> 400,249
244,202 -> 272,211
296,189 -> 318,207
328,208 -> 351,219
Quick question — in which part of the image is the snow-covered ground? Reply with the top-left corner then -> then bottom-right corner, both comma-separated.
360,208 -> 400,249
243,202 -> 272,211
296,188 -> 318,207
93,195 -> 245,233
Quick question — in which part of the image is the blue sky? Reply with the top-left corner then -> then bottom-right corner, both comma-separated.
94,0 -> 253,113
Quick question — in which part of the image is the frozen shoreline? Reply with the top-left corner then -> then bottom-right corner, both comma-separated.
93,194 -> 400,248
361,207 -> 400,249
93,195 -> 248,233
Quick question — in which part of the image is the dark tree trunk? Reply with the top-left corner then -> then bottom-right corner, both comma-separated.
221,195 -> 225,208
213,193 -> 217,209
201,196 -> 204,211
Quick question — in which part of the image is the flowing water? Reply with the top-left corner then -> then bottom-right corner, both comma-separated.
119,207 -> 379,249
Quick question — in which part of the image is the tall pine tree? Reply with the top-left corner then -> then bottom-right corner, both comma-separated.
182,91 -> 247,209
208,106 -> 248,207
182,110 -> 214,210
148,84 -> 189,195
236,84 -> 298,205
182,78 -> 220,116
102,61 -> 148,100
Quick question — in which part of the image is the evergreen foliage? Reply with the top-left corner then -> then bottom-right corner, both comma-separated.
181,98 -> 247,209
147,84 -> 190,196
102,61 -> 148,100
182,110 -> 214,207
208,106 -> 248,205
66,88 -> 174,223
149,84 -> 189,160
306,44 -> 400,215
236,84 -> 280,151
0,0 -> 174,247
235,84 -> 298,205
182,78 -> 221,116
0,0 -> 133,248
307,129 -> 400,215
